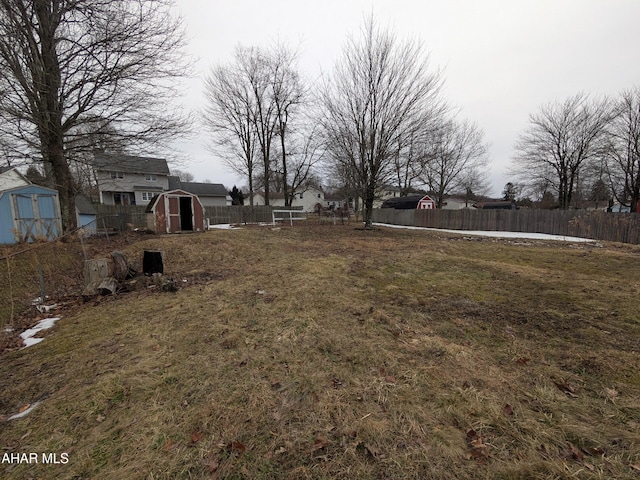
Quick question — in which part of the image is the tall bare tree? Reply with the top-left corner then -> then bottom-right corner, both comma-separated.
0,0 -> 189,231
203,52 -> 258,205
421,118 -> 488,208
269,44 -> 306,206
319,16 -> 444,228
513,93 -> 612,209
204,45 -> 304,206
605,88 -> 640,211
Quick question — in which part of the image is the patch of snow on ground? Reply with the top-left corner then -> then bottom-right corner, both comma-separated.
208,223 -> 237,230
8,402 -> 41,420
20,317 -> 61,348
373,223 -> 595,243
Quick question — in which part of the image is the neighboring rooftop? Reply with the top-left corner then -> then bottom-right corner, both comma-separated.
93,154 -> 170,175
168,177 -> 228,197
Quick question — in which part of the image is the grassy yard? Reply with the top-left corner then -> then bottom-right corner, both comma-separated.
1,224 -> 639,479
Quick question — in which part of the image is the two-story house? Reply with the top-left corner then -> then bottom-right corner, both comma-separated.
94,154 -> 170,206
253,186 -> 328,212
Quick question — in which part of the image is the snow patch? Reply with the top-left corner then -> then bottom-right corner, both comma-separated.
8,402 -> 41,420
373,223 -> 595,243
20,317 -> 61,349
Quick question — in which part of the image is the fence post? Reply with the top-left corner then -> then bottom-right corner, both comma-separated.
38,263 -> 46,303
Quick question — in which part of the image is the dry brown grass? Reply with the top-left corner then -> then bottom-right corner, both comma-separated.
1,224 -> 639,479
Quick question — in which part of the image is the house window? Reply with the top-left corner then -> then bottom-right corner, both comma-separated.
111,171 -> 124,179
317,193 -> 321,198
141,192 -> 154,201
299,193 -> 303,199
145,174 -> 157,181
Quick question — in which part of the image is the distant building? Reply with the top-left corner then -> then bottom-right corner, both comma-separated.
168,177 -> 231,207
381,194 -> 436,210
93,154 -> 170,206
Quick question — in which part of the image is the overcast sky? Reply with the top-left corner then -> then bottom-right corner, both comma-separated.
172,0 -> 640,196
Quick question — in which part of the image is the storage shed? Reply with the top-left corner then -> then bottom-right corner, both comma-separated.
75,195 -> 97,236
145,189 -> 205,234
0,184 -> 62,244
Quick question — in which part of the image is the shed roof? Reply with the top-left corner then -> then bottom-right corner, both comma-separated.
75,195 -> 97,215
93,154 -> 170,175
145,189 -> 201,212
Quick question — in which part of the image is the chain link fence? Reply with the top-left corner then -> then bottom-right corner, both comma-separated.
1,238 -> 86,328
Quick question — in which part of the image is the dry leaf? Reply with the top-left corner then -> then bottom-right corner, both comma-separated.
163,438 -> 175,451
587,446 -> 605,456
466,429 -> 489,463
502,404 -> 514,416
554,380 -> 578,398
191,429 -> 203,444
228,441 -> 245,454
18,404 -> 31,413
384,375 -> 396,384
516,357 -> 530,365
312,436 -> 329,452
561,442 -> 584,461
630,463 -> 640,472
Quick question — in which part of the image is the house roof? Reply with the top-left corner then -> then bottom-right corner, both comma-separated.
381,195 -> 433,209
0,166 -> 31,189
93,154 -> 170,175
168,176 -> 228,197
180,181 -> 228,197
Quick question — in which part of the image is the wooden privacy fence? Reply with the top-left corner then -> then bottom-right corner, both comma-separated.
94,205 -> 294,231
204,205 -> 301,225
372,208 -> 640,244
95,205 -> 147,230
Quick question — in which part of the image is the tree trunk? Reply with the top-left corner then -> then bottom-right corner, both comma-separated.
35,0 -> 77,232
363,181 -> 376,229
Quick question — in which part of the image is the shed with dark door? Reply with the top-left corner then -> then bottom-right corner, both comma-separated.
145,189 -> 205,234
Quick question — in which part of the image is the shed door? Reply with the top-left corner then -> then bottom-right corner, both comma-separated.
36,195 -> 61,239
167,196 -> 181,233
12,194 -> 61,242
13,194 -> 38,242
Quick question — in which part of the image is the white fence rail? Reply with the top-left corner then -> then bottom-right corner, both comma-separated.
272,210 -> 307,226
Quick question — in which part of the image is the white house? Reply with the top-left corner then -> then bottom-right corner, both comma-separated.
441,196 -> 475,210
0,166 -> 30,191
253,186 -> 328,212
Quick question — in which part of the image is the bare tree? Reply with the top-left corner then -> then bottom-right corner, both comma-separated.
605,88 -> 640,211
204,45 -> 298,207
203,52 -> 259,205
391,130 -> 430,196
421,118 -> 488,208
269,44 -> 306,206
319,16 -> 444,228
0,0 -> 189,231
513,93 -> 612,209
172,169 -> 195,182
280,123 -> 325,206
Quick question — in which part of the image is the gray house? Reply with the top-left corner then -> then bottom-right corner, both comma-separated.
168,177 -> 231,207
94,154 -> 170,206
